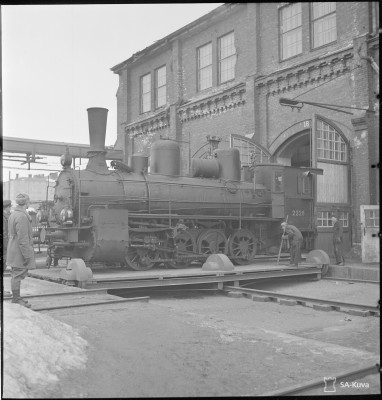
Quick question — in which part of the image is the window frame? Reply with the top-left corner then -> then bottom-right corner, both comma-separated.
311,2 -> 337,49
279,2 -> 303,61
155,65 -> 167,109
365,209 -> 380,227
197,42 -> 213,92
316,120 -> 347,163
218,31 -> 236,85
140,72 -> 152,114
317,211 -> 349,228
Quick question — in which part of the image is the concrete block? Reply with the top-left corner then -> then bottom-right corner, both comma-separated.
279,299 -> 297,306
227,291 -> 243,298
348,309 -> 371,317
251,295 -> 271,302
313,303 -> 333,312
59,258 -> 93,283
350,268 -> 379,281
202,254 -> 234,271
326,265 -> 349,278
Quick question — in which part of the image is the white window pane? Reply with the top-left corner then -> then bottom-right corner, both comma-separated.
142,93 -> 150,112
313,2 -> 336,19
141,74 -> 151,112
156,66 -> 166,87
282,28 -> 302,58
200,66 -> 212,90
282,3 -> 302,32
220,32 -> 235,59
313,10 -> 336,47
199,43 -> 212,68
220,55 -> 236,82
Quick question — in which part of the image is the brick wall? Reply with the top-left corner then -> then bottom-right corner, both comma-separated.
258,2 -> 370,76
113,2 -> 378,246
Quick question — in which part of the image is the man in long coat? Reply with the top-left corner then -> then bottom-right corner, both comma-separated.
2,200 -> 13,298
331,216 -> 345,266
7,193 -> 35,308
281,222 -> 304,267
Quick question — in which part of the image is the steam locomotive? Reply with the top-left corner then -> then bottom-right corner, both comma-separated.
39,108 -> 322,270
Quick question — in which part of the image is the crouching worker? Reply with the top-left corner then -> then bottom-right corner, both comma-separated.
7,193 -> 35,308
281,222 -> 303,267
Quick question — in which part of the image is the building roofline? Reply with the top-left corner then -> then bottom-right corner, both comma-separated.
110,3 -> 238,73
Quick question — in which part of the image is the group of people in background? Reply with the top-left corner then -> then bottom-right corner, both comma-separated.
2,194 -> 35,308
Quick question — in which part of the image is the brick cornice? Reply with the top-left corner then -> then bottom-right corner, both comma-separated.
178,83 -> 246,123
123,108 -> 170,137
255,50 -> 354,96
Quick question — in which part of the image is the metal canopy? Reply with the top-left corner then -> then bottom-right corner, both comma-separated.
2,136 -> 123,161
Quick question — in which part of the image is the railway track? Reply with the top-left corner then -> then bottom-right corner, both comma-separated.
3,288 -> 149,311
323,276 -> 379,284
223,286 -> 380,317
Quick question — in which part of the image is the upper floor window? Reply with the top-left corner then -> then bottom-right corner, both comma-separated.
155,66 -> 166,108
317,120 -> 347,162
280,3 -> 302,60
197,42 -> 212,91
140,73 -> 151,113
219,32 -> 236,84
312,2 -> 337,48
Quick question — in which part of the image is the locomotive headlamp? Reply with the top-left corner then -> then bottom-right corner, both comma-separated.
37,209 -> 49,223
60,207 -> 74,223
60,147 -> 73,168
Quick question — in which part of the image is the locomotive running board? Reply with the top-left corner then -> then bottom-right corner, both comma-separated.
80,266 -> 322,290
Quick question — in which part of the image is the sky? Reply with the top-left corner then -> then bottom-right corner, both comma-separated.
1,3 -> 222,179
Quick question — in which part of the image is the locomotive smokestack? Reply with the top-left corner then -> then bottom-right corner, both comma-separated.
86,107 -> 108,172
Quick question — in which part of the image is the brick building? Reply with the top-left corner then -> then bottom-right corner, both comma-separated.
111,2 -> 379,256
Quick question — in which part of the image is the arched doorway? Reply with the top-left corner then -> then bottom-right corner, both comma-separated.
272,130 -> 311,167
272,116 -> 351,257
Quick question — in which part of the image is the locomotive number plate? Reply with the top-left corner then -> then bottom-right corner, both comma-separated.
292,209 -> 305,216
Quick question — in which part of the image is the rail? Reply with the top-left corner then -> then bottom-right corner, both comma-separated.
4,288 -> 149,311
223,286 -> 380,316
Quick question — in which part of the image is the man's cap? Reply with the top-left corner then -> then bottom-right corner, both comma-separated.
3,200 -> 12,208
15,193 -> 30,205
281,222 -> 287,226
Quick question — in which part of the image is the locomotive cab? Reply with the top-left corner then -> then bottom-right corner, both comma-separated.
254,164 -> 323,251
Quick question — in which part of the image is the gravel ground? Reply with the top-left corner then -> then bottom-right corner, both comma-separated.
29,278 -> 380,398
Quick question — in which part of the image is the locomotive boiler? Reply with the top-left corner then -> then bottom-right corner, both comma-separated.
41,108 -> 321,270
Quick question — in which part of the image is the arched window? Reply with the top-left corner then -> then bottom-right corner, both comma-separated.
230,134 -> 270,166
316,120 -> 347,162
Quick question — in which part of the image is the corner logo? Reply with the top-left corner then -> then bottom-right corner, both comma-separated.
324,377 -> 336,392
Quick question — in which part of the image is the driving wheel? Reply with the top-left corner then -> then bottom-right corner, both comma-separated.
165,230 -> 196,269
228,229 -> 257,265
197,229 -> 227,256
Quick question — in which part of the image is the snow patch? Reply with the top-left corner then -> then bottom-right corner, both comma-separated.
2,303 -> 88,398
